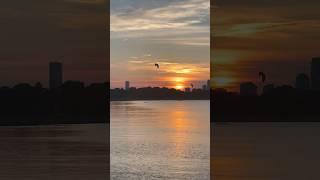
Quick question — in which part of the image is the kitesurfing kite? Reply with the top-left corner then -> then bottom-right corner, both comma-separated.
155,63 -> 159,69
259,72 -> 266,83
190,83 -> 194,88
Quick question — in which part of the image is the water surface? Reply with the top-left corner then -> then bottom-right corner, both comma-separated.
0,124 -> 108,180
212,123 -> 320,180
111,100 -> 210,180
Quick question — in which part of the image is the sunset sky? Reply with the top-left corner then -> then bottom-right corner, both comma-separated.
0,0 -> 106,87
110,0 -> 210,90
212,0 -> 320,91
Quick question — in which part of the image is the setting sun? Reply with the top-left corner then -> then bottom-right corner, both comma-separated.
172,77 -> 187,90
175,84 -> 185,90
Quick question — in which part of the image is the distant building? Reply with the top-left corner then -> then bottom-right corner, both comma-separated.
185,87 -> 191,92
125,81 -> 130,90
240,82 -> 257,96
263,84 -> 274,94
296,73 -> 310,90
311,57 -> 320,90
49,62 -> 63,89
202,85 -> 207,90
207,80 -> 211,90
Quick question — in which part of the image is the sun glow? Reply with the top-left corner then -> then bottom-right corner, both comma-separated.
173,77 -> 186,83
171,77 -> 187,90
175,84 -> 185,90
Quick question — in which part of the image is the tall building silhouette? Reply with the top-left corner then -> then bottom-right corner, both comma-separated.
296,73 -> 310,90
49,62 -> 63,89
311,57 -> 320,90
207,80 -> 210,90
125,81 -> 130,90
202,85 -> 207,90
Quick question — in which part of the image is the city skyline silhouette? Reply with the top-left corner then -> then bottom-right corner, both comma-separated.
212,57 -> 320,94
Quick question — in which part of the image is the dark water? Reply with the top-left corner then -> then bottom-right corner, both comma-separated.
212,123 -> 320,180
0,124 -> 108,180
111,101 -> 210,180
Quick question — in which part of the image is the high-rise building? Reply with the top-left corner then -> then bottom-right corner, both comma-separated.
202,85 -> 207,90
49,62 -> 63,89
240,82 -> 257,96
311,57 -> 320,90
296,73 -> 310,90
125,81 -> 130,90
207,80 -> 211,90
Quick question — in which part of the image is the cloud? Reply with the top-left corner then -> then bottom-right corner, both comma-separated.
111,0 -> 208,31
128,60 -> 146,64
149,36 -> 209,46
112,53 -> 209,80
143,54 -> 152,57
111,0 -> 209,45
127,59 -> 209,77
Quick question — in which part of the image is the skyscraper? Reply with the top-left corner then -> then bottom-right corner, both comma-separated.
311,57 -> 320,90
207,80 -> 211,90
49,62 -> 63,89
202,85 -> 207,90
125,81 -> 130,90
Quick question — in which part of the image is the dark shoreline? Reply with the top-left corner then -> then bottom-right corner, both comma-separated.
212,88 -> 320,122
110,87 -> 210,101
0,82 -> 108,126
0,122 -> 108,127
0,119 -> 108,126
